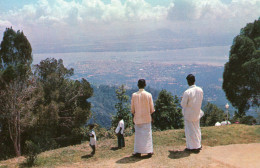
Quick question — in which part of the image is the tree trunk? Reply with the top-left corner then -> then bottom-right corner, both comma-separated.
14,140 -> 21,157
9,86 -> 21,157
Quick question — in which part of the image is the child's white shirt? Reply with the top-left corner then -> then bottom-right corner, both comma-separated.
115,119 -> 125,134
89,129 -> 96,145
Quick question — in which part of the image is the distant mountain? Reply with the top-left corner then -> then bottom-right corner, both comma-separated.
136,28 -> 181,39
33,29 -> 234,53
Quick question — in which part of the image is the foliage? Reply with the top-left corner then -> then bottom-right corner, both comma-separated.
31,58 -> 93,148
89,85 -> 118,128
200,102 -> 226,126
153,89 -> 184,130
112,85 -> 132,131
0,27 -> 93,159
231,114 -> 257,125
240,116 -> 257,125
24,140 -> 40,167
0,27 -> 33,157
89,85 -> 160,129
223,18 -> 260,116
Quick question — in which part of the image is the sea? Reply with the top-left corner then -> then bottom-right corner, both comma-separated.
33,45 -> 230,66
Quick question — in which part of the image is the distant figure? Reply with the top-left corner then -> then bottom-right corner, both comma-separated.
221,120 -> 231,125
88,124 -> 96,155
181,74 -> 203,152
131,79 -> 155,157
115,117 -> 125,149
215,122 -> 221,126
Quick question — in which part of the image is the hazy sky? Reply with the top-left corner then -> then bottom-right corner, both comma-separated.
0,0 -> 259,53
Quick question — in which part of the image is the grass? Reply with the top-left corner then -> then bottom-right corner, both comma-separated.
0,124 -> 259,167
201,124 -> 260,146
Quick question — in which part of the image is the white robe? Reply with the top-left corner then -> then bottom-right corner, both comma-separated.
134,123 -> 153,153
181,85 -> 203,149
184,120 -> 201,149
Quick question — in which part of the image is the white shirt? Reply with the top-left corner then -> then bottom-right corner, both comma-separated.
181,85 -> 203,121
89,130 -> 96,145
115,119 -> 124,134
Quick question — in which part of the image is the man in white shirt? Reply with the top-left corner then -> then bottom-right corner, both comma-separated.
115,117 -> 125,149
181,74 -> 203,152
131,79 -> 155,157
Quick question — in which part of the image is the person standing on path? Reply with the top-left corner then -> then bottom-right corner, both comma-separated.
181,74 -> 204,152
131,79 -> 155,157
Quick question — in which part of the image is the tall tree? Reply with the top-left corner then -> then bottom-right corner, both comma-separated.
153,89 -> 183,130
0,27 -> 33,156
223,18 -> 260,116
32,58 -> 93,147
112,85 -> 132,129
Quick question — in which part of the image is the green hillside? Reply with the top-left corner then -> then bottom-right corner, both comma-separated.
0,124 -> 259,168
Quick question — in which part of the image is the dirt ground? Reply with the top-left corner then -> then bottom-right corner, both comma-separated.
57,143 -> 260,168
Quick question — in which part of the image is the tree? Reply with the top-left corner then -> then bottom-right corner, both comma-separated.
200,103 -> 225,126
0,27 -> 33,157
153,89 -> 183,130
112,85 -> 132,129
32,58 -> 93,147
239,116 -> 257,125
223,18 -> 260,116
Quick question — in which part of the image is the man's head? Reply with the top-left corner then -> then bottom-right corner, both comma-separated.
138,79 -> 146,89
89,124 -> 95,129
186,74 -> 195,86
118,115 -> 123,120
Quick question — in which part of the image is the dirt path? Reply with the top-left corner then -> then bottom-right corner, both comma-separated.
59,143 -> 260,168
202,143 -> 260,168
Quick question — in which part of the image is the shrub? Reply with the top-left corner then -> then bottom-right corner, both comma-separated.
240,116 -> 257,125
24,140 -> 40,167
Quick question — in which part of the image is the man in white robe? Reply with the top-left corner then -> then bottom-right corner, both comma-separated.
181,74 -> 203,152
131,79 -> 155,157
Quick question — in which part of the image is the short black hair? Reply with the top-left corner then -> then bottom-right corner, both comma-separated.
88,124 -> 95,129
186,74 -> 195,86
138,79 -> 146,88
118,115 -> 123,120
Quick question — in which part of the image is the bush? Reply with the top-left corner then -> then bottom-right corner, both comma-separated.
24,140 -> 40,167
200,102 -> 225,126
153,90 -> 184,130
0,142 -> 14,160
240,116 -> 257,125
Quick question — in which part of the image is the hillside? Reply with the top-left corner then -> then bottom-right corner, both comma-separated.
1,124 -> 260,168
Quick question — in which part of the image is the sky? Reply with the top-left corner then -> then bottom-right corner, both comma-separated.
0,0 -> 260,53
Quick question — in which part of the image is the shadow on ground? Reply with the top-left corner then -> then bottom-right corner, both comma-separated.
168,150 -> 191,159
116,155 -> 151,164
81,154 -> 94,159
110,147 -> 120,151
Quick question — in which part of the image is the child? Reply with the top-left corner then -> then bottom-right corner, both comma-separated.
88,124 -> 96,155
115,117 -> 125,149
